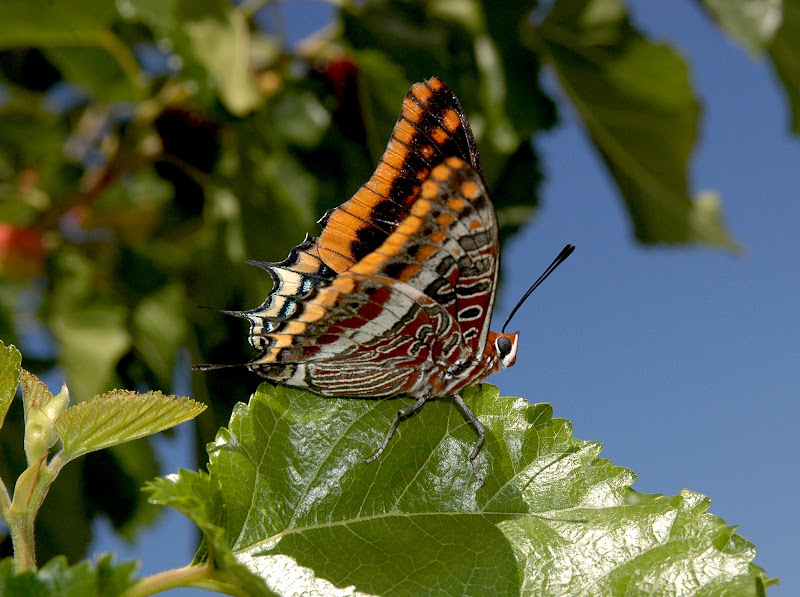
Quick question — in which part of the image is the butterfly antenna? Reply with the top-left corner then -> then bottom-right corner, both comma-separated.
501,244 -> 575,333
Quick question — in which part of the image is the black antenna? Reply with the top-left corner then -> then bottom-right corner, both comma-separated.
501,244 -> 575,333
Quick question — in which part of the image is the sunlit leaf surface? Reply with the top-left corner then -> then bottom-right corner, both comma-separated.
56,391 -> 205,460
148,384 -> 770,596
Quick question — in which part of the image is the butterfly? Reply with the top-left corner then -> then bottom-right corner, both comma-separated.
198,77 -> 573,484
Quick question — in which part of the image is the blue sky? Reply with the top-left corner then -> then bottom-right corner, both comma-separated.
93,1 -> 799,594
506,1 -> 798,591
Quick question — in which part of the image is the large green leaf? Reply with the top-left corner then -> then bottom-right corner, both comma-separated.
696,0 -> 782,54
536,0 -> 739,249
769,0 -> 800,133
148,384 -> 770,595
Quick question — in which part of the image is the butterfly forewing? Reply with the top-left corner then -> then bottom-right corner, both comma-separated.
313,77 -> 482,273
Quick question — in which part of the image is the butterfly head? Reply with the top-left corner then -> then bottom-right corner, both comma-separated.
492,331 -> 519,369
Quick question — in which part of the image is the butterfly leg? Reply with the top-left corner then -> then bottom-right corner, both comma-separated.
365,396 -> 428,465
452,393 -> 485,485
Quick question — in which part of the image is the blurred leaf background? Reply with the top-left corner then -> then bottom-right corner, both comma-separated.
0,0 -> 793,570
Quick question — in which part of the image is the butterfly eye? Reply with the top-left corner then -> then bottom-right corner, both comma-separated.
496,336 -> 512,357
495,334 -> 518,368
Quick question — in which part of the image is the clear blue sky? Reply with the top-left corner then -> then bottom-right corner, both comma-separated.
94,1 -> 799,594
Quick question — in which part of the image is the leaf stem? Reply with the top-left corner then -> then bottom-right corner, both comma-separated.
8,509 -> 36,571
6,452 -> 70,571
122,561 -> 246,597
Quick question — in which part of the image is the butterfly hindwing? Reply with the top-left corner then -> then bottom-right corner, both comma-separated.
238,236 -> 335,348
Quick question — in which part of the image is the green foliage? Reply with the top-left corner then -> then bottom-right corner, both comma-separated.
537,0 -> 736,248
0,341 -> 205,578
56,390 -> 206,460
769,0 -> 800,133
0,0 -> 795,588
146,383 -> 772,595
0,1 -> 140,103
0,341 -> 20,428
697,0 -> 782,54
0,555 -> 139,597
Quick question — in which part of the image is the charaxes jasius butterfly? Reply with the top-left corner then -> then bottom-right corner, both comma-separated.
199,77 -> 573,484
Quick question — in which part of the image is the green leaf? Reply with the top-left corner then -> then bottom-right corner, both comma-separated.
122,0 -> 178,30
769,0 -> 800,134
43,46 -> 141,103
273,91 -> 332,149
132,284 -> 187,388
688,190 -> 741,249
537,0 -> 739,249
696,0 -> 782,54
19,369 -> 52,417
45,249 -> 132,402
0,340 -> 21,429
0,554 -> 138,597
56,390 -> 206,460
9,460 -> 40,515
145,470 -> 271,595
354,50 -> 413,162
0,0 -> 141,101
183,7 -> 262,116
152,383 -> 770,595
